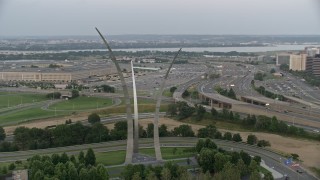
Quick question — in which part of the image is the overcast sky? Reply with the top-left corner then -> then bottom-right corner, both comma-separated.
0,0 -> 320,36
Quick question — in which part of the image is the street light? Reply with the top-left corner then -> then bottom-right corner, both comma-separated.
265,103 -> 269,113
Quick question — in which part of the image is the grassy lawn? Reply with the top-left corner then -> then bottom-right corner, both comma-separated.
0,107 -> 69,126
0,93 -> 46,109
96,151 -> 126,166
49,96 -> 113,111
96,147 -> 195,166
140,147 -> 195,160
259,166 -> 271,175
163,89 -> 173,97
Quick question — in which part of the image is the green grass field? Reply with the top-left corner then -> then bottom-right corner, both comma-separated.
49,96 -> 113,111
0,107 -> 70,125
96,147 -> 195,166
0,93 -> 47,109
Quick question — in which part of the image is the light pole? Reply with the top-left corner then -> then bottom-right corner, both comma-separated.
265,103 -> 269,114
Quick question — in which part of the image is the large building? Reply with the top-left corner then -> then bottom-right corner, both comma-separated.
289,54 -> 307,71
276,54 -> 290,66
305,47 -> 320,57
277,52 -> 307,71
0,60 -> 116,82
306,54 -> 320,77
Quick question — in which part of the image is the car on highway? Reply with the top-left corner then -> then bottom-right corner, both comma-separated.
296,169 -> 304,174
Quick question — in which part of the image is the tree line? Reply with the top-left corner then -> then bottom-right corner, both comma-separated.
119,138 -> 272,180
166,101 -> 320,141
27,148 -> 107,180
0,121 -> 196,152
195,138 -> 273,180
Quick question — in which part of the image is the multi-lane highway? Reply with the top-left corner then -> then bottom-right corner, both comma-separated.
0,137 -> 315,180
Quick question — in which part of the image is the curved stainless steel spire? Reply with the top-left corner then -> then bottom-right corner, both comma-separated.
154,48 -> 182,161
95,27 -> 134,164
131,60 -> 139,153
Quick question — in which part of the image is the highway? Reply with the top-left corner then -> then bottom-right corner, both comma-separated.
0,137 -> 316,180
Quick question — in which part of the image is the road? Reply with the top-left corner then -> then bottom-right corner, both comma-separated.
0,137 -> 316,180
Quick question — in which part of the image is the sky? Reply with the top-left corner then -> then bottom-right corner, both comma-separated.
0,0 -> 320,36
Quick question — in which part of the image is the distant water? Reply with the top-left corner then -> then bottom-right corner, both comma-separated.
0,45 -> 318,55
112,44 -> 318,53
59,44 -> 318,53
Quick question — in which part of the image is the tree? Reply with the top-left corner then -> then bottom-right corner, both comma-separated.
46,92 -> 62,99
86,123 -> 110,143
79,168 -> 89,180
247,134 -> 258,145
270,68 -> 276,73
172,125 -> 195,137
182,90 -> 190,98
60,152 -> 69,164
166,104 -> 177,116
198,148 -> 216,173
240,150 -> 251,166
232,133 -> 242,142
291,153 -> 299,160
253,156 -> 261,164
85,148 -> 96,166
215,162 -> 241,180
197,125 -> 217,138
97,164 -> 109,180
229,111 -> 234,120
146,123 -> 154,138
195,105 -> 206,121
237,159 -> 249,177
0,126 -> 5,141
223,132 -> 232,140
33,170 -> 44,180
159,124 -> 169,137
176,102 -> 195,120
146,171 -> 157,180
78,151 -> 85,164
249,159 -> 258,173
67,163 -> 79,180
264,171 -> 274,180
71,89 -> 79,98
257,140 -> 271,147
132,172 -> 142,180
110,121 -> 127,140
211,107 -> 218,117
214,131 -> 222,139
51,154 -> 61,165
254,72 -> 264,81
249,170 -> 261,180
88,113 -> 101,124
214,152 -> 228,172
88,167 -> 99,180
8,163 -> 16,170
196,139 -> 205,153
280,64 -> 289,71
234,112 -> 240,121
100,84 -> 115,93
170,87 -> 177,93
227,88 -> 236,99
161,168 -> 171,180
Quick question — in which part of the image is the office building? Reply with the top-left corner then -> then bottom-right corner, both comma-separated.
306,54 -> 320,77
289,54 -> 307,71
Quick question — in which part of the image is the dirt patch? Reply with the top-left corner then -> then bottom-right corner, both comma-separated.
4,113 -> 89,134
133,118 -> 320,168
